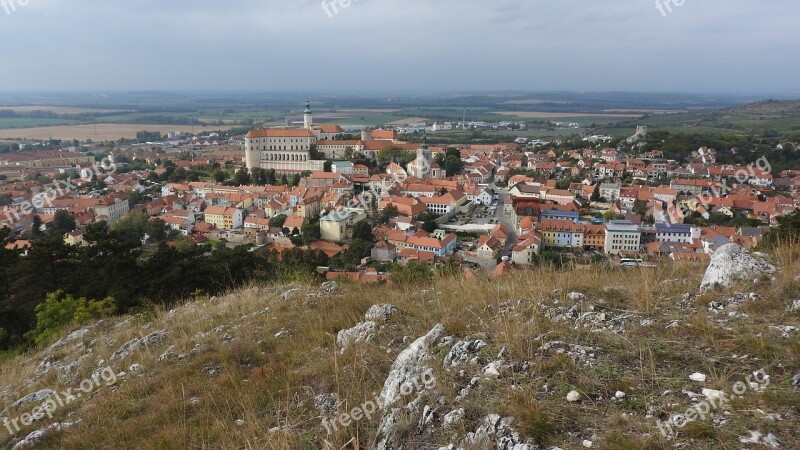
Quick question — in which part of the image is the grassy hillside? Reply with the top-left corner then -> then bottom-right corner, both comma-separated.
606,99 -> 800,138
0,247 -> 798,449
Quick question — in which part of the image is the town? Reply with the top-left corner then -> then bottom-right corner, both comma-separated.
2,102 -> 799,281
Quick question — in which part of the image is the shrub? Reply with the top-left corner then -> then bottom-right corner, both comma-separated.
30,290 -> 116,346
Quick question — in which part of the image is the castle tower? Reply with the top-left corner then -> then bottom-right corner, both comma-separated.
303,100 -> 313,130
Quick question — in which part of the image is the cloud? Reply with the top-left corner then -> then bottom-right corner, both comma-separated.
0,0 -> 797,93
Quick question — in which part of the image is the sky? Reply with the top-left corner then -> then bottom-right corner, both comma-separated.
0,0 -> 797,94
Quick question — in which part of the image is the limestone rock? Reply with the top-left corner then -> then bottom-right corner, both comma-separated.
700,244 -> 775,291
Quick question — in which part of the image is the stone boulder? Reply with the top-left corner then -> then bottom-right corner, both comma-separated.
700,244 -> 775,292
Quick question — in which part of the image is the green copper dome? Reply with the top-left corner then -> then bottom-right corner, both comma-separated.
304,100 -> 312,115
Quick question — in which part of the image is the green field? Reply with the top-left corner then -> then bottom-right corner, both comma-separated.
0,118 -> 81,129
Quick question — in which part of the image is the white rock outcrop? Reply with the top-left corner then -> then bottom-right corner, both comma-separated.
378,324 -> 444,409
375,324 -> 444,450
111,331 -> 169,361
567,390 -> 581,402
336,304 -> 399,352
336,321 -> 377,350
365,304 -> 398,322
700,244 -> 775,291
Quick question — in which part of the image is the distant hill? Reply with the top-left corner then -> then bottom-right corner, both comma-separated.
617,98 -> 800,138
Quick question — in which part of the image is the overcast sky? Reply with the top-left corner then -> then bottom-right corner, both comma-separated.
1,0 -> 797,94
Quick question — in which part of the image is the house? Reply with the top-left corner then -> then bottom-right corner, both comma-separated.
64,230 -> 86,247
419,191 -> 466,216
670,179 -> 720,196
604,222 -> 641,255
203,206 -> 243,230
537,219 -> 584,249
244,216 -> 271,231
398,230 -> 458,257
477,235 -> 503,260
655,223 -> 697,244
540,209 -> 579,224
511,231 -> 542,265
466,187 -> 493,205
491,259 -> 514,278
543,189 -> 576,205
319,209 -> 368,243
599,183 -> 621,202
283,216 -> 306,235
371,240 -> 398,262
582,224 -> 606,251
396,248 -> 436,266
331,161 -> 355,175
163,214 -> 194,235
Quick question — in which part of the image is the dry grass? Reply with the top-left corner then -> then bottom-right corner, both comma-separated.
0,259 -> 797,449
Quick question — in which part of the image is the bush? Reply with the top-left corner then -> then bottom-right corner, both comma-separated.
30,290 -> 116,346
390,262 -> 433,285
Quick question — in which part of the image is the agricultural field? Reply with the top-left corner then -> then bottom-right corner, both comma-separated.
0,124 -> 236,141
0,106 -> 128,114
492,110 -> 643,119
0,118 -> 82,129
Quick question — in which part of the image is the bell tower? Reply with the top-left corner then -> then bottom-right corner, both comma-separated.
303,100 -> 313,130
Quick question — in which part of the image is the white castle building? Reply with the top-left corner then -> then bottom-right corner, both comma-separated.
245,100 -> 325,174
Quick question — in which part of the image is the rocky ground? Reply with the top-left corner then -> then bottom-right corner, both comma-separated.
0,244 -> 798,449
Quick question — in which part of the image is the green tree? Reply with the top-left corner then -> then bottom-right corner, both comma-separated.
234,168 -> 251,186
30,290 -> 116,346
212,169 -> 227,183
301,221 -> 321,244
49,210 -> 76,236
761,209 -> 800,248
265,169 -> 277,185
633,199 -> 649,217
352,220 -> 375,242
269,214 -> 288,228
280,174 -> 289,186
417,212 -> 438,233
591,184 -> 600,202
444,155 -> 463,177
31,215 -> 44,239
169,167 -> 188,182
378,205 -> 399,225
127,190 -> 144,207
291,173 -> 302,187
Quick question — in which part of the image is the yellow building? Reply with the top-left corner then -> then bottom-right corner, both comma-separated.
203,206 -> 243,230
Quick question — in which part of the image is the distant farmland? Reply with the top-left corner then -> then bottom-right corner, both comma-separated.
0,124 -> 235,141
0,105 -> 129,114
492,111 -> 643,119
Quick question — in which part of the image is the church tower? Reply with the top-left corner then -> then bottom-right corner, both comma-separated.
407,134 -> 433,178
303,100 -> 313,130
